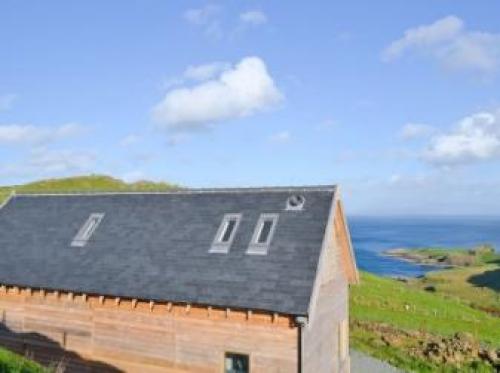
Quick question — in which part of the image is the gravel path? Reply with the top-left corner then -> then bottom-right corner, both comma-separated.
350,349 -> 405,373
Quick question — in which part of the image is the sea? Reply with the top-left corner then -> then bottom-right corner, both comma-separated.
349,216 -> 500,278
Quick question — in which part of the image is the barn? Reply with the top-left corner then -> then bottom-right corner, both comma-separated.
0,185 -> 358,372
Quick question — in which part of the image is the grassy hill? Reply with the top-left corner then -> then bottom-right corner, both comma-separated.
351,270 -> 500,372
0,175 -> 180,204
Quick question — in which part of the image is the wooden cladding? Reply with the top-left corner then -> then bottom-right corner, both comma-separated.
0,285 -> 294,325
0,284 -> 298,372
334,200 -> 359,284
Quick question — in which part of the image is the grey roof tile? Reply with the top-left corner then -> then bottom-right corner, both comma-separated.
0,187 -> 335,315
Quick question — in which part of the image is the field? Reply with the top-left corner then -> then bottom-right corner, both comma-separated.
351,246 -> 500,372
409,265 -> 500,316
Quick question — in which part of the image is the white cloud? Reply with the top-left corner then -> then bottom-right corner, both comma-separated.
162,77 -> 184,90
399,123 -> 435,140
268,131 -> 291,144
387,173 -> 429,187
183,5 -> 222,40
152,56 -> 283,132
422,108 -> 500,166
383,15 -> 500,74
184,4 -> 219,25
28,148 -> 96,174
0,94 -> 17,111
383,16 -> 463,60
183,62 -> 230,81
162,62 -> 230,92
120,134 -> 141,147
240,10 -> 268,26
0,123 -> 84,145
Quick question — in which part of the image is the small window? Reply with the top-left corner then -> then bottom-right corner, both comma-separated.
257,219 -> 273,243
210,214 -> 242,253
71,213 -> 105,247
221,219 -> 237,243
246,213 -> 279,255
225,352 -> 249,373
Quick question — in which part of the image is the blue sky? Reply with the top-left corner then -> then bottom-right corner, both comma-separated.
1,1 -> 500,215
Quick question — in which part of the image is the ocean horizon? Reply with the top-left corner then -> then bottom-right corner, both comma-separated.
348,215 -> 500,277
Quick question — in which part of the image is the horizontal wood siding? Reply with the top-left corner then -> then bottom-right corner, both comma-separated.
0,290 -> 297,372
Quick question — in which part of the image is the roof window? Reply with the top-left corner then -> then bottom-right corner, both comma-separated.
71,213 -> 105,247
210,213 -> 242,253
247,213 -> 279,255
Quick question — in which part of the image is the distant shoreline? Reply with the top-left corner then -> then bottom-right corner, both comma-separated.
382,245 -> 497,268
382,248 -> 452,267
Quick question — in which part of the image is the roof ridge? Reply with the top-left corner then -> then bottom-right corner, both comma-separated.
13,185 -> 337,197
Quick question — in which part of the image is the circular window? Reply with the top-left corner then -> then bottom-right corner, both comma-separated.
286,195 -> 305,210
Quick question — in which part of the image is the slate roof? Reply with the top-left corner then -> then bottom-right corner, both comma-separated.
0,186 -> 336,316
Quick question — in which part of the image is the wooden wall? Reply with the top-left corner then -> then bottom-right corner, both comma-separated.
0,287 -> 298,372
334,201 -> 358,284
302,199 -> 350,373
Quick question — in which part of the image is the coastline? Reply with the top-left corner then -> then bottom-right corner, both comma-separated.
382,248 -> 453,268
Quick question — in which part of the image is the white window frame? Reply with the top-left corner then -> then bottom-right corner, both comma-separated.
71,213 -> 105,247
246,213 -> 279,255
209,213 -> 242,254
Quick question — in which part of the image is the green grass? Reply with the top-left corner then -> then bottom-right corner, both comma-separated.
351,272 -> 500,345
351,326 -> 494,373
415,245 -> 500,264
350,271 -> 500,372
0,175 -> 180,205
409,265 -> 500,314
0,348 -> 48,373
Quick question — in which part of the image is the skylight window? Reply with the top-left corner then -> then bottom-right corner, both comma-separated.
71,213 -> 104,247
257,219 -> 273,244
210,213 -> 242,253
247,213 -> 279,255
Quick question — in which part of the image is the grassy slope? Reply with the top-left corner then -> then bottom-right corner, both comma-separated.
350,272 -> 500,372
351,272 -> 500,345
409,265 -> 500,314
398,246 -> 500,313
0,175 -> 180,205
0,348 -> 48,372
